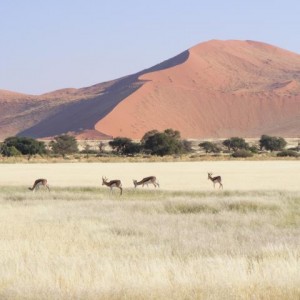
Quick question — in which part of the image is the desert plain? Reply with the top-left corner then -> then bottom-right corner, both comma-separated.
0,161 -> 299,299
0,160 -> 300,191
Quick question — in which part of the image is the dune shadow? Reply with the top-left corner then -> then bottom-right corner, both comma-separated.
18,50 -> 189,138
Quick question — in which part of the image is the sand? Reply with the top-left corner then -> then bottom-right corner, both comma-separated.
95,40 -> 300,139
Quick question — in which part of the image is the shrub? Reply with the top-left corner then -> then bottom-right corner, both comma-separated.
277,150 -> 299,157
232,149 -> 253,158
249,145 -> 259,153
79,149 -> 98,154
288,146 -> 300,152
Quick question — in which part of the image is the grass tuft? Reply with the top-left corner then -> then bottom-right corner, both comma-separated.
226,201 -> 279,213
164,201 -> 220,214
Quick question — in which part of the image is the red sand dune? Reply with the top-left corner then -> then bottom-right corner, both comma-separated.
95,40 -> 300,139
1,40 -> 300,139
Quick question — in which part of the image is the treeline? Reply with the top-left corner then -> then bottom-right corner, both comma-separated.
0,131 -> 299,158
0,129 -> 192,158
109,129 -> 191,156
199,135 -> 299,157
0,135 -> 79,158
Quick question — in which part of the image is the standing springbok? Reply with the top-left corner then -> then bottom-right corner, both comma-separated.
28,178 -> 50,192
102,176 -> 123,195
133,176 -> 159,188
208,173 -> 223,189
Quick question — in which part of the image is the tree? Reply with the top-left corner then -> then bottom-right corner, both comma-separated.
109,137 -> 132,154
259,135 -> 287,152
1,136 -> 46,157
142,129 -> 184,156
50,134 -> 78,157
98,141 -> 105,153
123,142 -> 141,155
143,132 -> 172,156
199,141 -> 221,154
83,140 -> 91,158
109,137 -> 141,155
141,130 -> 159,145
222,137 -> 249,152
0,144 -> 22,157
182,139 -> 193,153
164,128 -> 181,139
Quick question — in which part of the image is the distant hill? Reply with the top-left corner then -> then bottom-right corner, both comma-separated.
1,39 -> 300,140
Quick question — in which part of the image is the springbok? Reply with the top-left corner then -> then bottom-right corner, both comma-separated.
133,176 -> 159,188
102,176 -> 122,195
208,173 -> 223,189
28,178 -> 50,192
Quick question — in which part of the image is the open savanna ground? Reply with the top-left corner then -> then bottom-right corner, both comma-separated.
0,161 -> 299,299
0,161 -> 299,191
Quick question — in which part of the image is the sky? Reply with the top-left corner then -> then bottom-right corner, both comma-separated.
1,0 -> 300,95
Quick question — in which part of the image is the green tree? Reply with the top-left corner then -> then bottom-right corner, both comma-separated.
0,144 -> 22,157
199,141 -> 221,154
2,136 -> 46,157
140,130 -> 159,145
109,137 -> 141,155
123,141 -> 142,155
259,135 -> 287,152
222,137 -> 249,152
164,128 -> 181,139
50,134 -> 78,157
142,129 -> 184,156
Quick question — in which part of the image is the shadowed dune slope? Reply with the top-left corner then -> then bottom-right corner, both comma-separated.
13,51 -> 189,139
1,39 -> 300,139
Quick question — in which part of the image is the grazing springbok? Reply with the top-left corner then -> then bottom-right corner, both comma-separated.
208,172 -> 223,189
28,178 -> 50,192
133,176 -> 159,188
102,176 -> 123,195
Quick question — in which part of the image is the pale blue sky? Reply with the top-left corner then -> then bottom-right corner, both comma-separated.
1,0 -> 299,94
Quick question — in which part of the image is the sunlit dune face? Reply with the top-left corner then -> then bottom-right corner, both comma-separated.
95,40 -> 300,139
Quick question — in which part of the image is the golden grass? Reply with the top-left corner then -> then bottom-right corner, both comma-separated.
0,187 -> 299,299
0,151 -> 299,164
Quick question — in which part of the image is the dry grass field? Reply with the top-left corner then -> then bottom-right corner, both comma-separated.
0,161 -> 299,299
